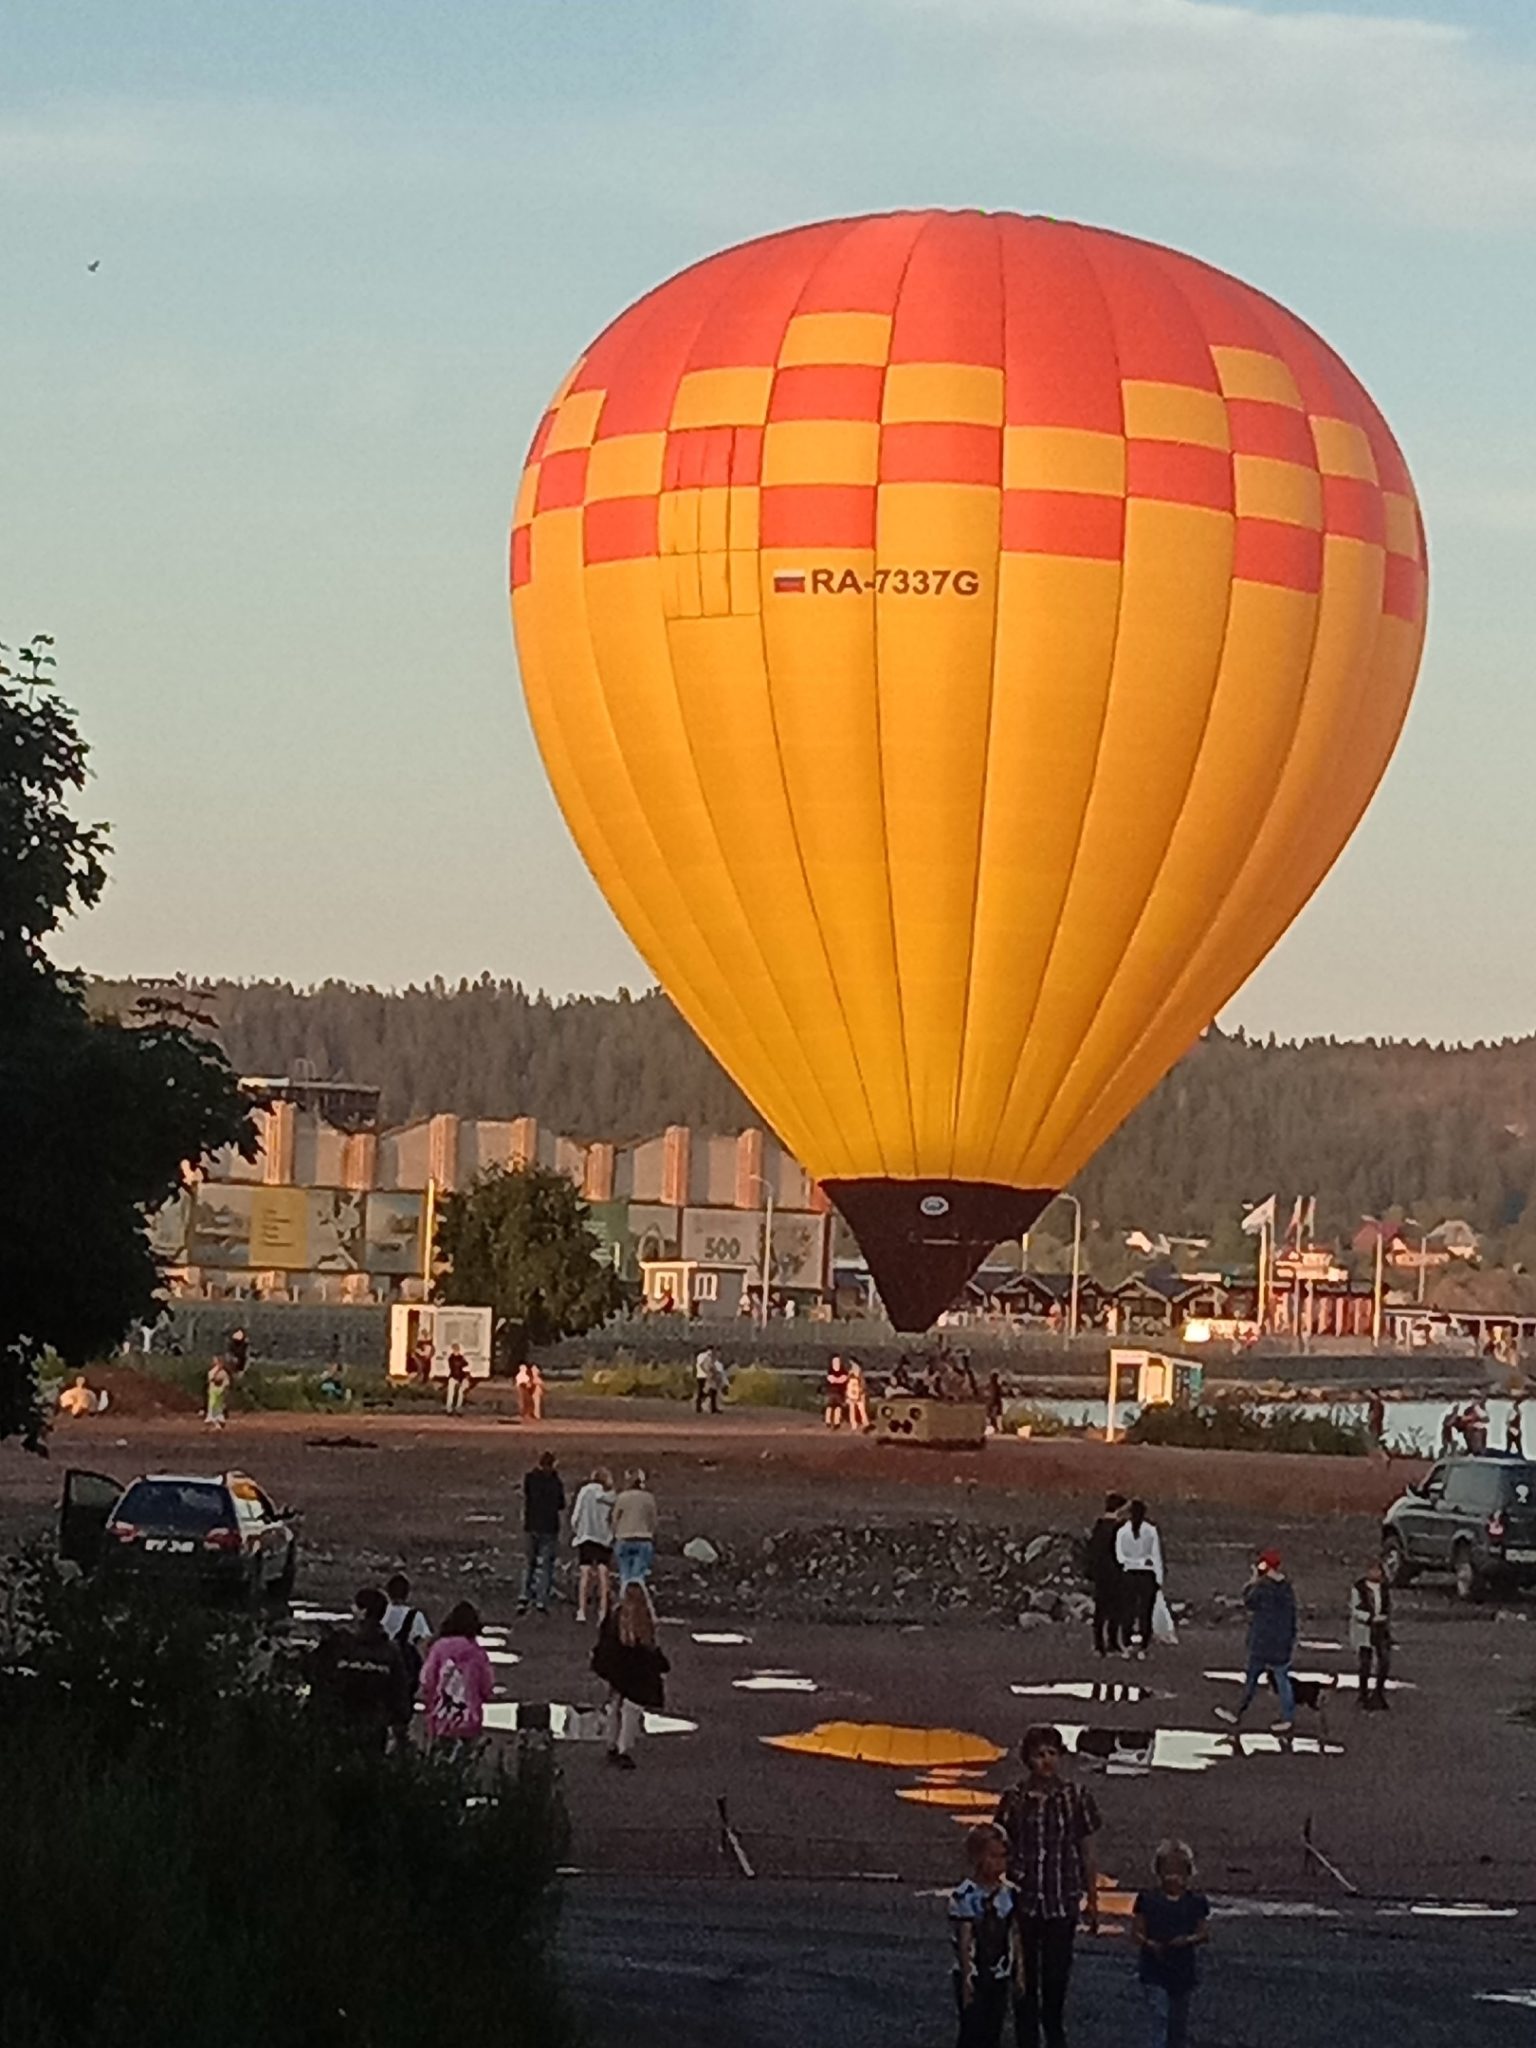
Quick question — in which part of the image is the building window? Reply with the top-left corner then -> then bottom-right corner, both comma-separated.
693,1272 -> 719,1302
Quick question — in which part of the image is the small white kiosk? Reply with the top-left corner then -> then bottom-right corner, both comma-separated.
389,1303 -> 494,1379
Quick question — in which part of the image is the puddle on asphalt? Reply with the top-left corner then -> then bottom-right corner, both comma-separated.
734,1672 -> 818,1693
694,1631 -> 752,1646
1205,1669 -> 1413,1693
1388,1903 -> 1519,1920
1011,1681 -> 1162,1704
1062,1723 -> 1342,1774
763,1722 -> 1005,1769
481,1701 -> 697,1738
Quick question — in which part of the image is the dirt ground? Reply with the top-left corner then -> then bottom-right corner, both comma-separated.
10,1396 -> 1536,2042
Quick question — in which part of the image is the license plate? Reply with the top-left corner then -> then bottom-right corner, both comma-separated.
143,1537 -> 194,1554
1504,1547 -> 1536,1563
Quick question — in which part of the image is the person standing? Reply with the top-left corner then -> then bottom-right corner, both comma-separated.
228,1327 -> 249,1376
571,1465 -> 617,1624
845,1358 -> 870,1433
611,1467 -> 658,1589
382,1571 -> 433,1697
1114,1500 -> 1163,1659
444,1343 -> 471,1414
1131,1839 -> 1210,2048
694,1346 -> 721,1416
824,1354 -> 850,1429
309,1587 -> 414,1751
1365,1388 -> 1386,1447
948,1821 -> 1019,2048
985,1373 -> 1005,1436
1085,1493 -> 1128,1659
205,1355 -> 232,1429
1215,1548 -> 1298,1733
1438,1406 -> 1458,1456
420,1601 -> 496,1748
519,1450 -> 566,1615
515,1360 -> 546,1422
591,1580 -> 670,1770
412,1332 -> 435,1385
1508,1398 -> 1526,1455
1464,1396 -> 1489,1454
992,1724 -> 1102,2048
1350,1559 -> 1392,1711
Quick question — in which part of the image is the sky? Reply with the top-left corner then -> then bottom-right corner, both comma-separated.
4,0 -> 1535,1045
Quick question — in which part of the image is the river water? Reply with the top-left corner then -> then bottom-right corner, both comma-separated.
1023,1395 -> 1525,1454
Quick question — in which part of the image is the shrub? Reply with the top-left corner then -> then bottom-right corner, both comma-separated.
578,1356 -> 692,1401
1125,1402 -> 1369,1457
1001,1400 -> 1077,1438
0,1553 -> 573,2048
726,1365 -> 821,1410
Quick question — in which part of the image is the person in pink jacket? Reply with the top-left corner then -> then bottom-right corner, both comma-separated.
420,1601 -> 495,1745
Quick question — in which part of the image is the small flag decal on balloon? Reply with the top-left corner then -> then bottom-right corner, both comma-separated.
773,570 -> 807,594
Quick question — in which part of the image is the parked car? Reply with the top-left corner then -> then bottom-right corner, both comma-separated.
59,1469 -> 300,1601
1381,1452 -> 1536,1601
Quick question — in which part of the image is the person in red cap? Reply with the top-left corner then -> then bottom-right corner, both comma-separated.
1215,1549 -> 1297,1733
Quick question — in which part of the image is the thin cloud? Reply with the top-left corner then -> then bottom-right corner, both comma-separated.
857,0 -> 1536,225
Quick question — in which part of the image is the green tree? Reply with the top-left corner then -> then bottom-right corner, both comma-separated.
436,1163 -> 624,1355
0,637 -> 254,1446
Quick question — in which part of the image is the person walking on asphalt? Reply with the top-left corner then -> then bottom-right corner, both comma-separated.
611,1467 -> 659,1588
1085,1492 -> 1128,1658
992,1724 -> 1102,2048
310,1587 -> 415,1751
1215,1548 -> 1298,1732
1132,1838 -> 1210,2047
591,1580 -> 670,1769
1115,1499 -> 1163,1658
824,1354 -> 850,1429
519,1450 -> 566,1615
1350,1558 -> 1393,1711
948,1821 -> 1019,2048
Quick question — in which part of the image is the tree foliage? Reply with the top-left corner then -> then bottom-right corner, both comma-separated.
0,638 -> 254,1446
436,1163 -> 624,1353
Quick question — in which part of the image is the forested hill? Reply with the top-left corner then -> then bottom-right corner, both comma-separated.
99,978 -> 1536,1259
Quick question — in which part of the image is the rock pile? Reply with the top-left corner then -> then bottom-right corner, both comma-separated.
660,1518 -> 1093,1624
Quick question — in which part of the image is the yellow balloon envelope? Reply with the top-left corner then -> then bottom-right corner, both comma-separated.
511,210 -> 1426,1327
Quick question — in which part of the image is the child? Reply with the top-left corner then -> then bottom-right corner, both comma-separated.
1132,1839 -> 1210,2047
1350,1559 -> 1392,1711
948,1822 -> 1018,2048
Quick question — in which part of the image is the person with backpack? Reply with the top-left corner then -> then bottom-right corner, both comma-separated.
420,1602 -> 496,1748
382,1572 -> 432,1695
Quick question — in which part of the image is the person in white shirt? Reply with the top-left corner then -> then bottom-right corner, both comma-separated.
571,1465 -> 617,1623
1114,1500 -> 1164,1659
694,1348 -> 721,1416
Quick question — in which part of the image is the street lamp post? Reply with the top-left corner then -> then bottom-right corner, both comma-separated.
1057,1192 -> 1083,1345
743,1172 -> 775,1331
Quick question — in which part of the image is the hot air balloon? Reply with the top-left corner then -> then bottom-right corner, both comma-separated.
510,211 -> 1426,1330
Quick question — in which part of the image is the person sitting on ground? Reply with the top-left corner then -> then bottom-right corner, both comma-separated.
309,1587 -> 415,1750
1215,1548 -> 1298,1733
420,1601 -> 495,1747
891,1357 -> 914,1393
571,1465 -> 617,1624
1132,1838 -> 1210,2048
948,1821 -> 1019,2048
1349,1558 -> 1392,1712
318,1356 -> 347,1401
57,1373 -> 97,1418
591,1580 -> 670,1771
382,1571 -> 433,1694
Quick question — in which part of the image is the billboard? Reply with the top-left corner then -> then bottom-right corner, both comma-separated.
680,1206 -> 827,1290
185,1185 -> 421,1274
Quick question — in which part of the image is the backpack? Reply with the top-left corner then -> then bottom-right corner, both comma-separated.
389,1608 -> 425,1691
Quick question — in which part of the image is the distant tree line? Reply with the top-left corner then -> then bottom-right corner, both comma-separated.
103,977 -> 1536,1272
